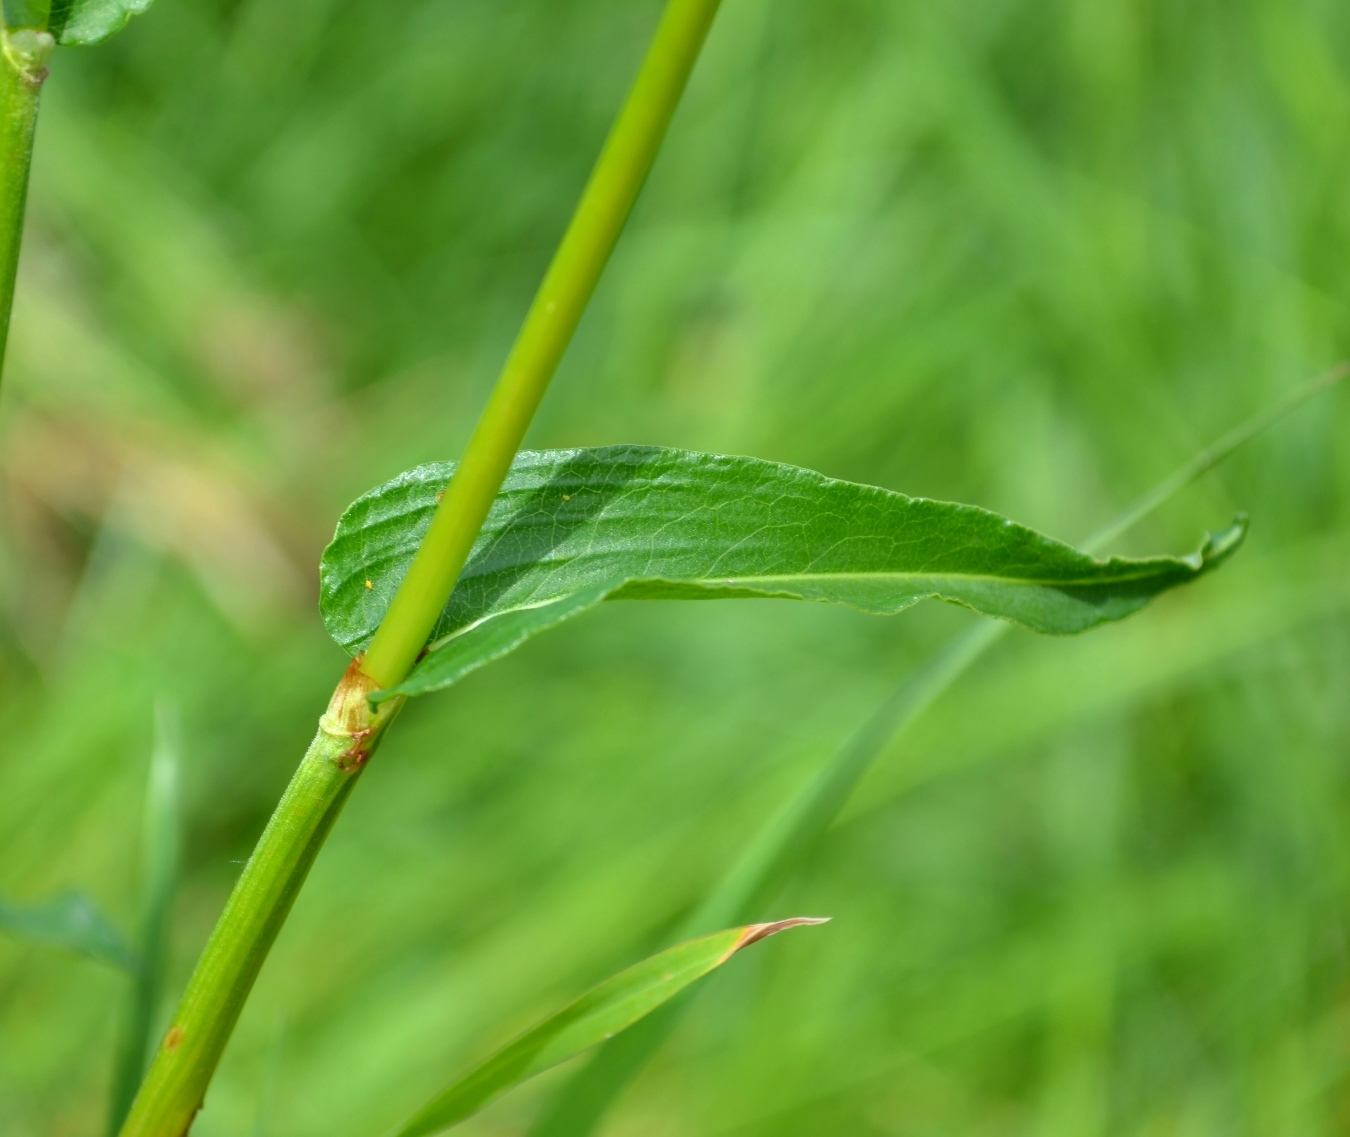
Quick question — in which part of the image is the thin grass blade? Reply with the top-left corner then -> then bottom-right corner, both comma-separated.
107,701 -> 181,1136
390,918 -> 827,1137
526,363 -> 1347,1137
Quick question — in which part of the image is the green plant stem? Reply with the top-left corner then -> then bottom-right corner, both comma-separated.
120,666 -> 401,1137
118,4 -> 720,1133
361,0 -> 722,688
0,26 -> 52,385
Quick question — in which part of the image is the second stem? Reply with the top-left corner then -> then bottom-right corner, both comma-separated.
0,26 -> 52,384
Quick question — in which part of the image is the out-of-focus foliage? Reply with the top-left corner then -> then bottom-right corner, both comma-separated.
0,892 -> 135,971
0,1 -> 1348,1135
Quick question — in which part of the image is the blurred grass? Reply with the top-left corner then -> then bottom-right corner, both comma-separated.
1,0 -> 1349,1134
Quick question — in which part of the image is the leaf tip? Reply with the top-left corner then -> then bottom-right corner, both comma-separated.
1200,513 -> 1248,571
735,916 -> 831,953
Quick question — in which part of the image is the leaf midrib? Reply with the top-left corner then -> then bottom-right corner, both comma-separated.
413,565 -> 1181,655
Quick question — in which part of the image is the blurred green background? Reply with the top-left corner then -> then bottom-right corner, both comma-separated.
3,0 -> 1350,1133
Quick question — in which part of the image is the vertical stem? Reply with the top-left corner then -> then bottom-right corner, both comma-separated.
361,0 -> 723,688
0,27 -> 51,385
120,665 -> 402,1137
119,3 -> 721,1133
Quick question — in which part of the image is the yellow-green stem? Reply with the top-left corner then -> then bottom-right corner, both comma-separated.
118,3 -> 720,1132
361,0 -> 722,688
119,665 -> 401,1137
0,26 -> 52,386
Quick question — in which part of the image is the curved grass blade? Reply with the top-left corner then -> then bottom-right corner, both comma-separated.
526,363 -> 1349,1137
390,918 -> 827,1137
0,890 -> 137,971
107,701 -> 181,1136
320,446 -> 1245,702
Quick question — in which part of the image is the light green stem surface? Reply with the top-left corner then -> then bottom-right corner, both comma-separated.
119,667 -> 401,1137
361,0 -> 722,687
0,27 -> 52,385
118,3 -> 720,1132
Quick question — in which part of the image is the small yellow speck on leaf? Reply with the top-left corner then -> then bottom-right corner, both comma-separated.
563,493 -> 571,501
364,580 -> 373,589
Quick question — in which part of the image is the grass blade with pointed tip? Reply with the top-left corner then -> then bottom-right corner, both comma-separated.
107,702 -> 181,1137
320,446 -> 1245,701
526,363 -> 1347,1137
0,891 -> 138,972
390,918 -> 827,1137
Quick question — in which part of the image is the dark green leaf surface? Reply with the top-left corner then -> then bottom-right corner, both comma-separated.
47,0 -> 152,45
0,892 -> 137,971
321,447 -> 1244,700
392,918 -> 826,1137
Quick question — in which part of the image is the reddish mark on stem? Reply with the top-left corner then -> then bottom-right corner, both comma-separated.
164,1025 -> 185,1052
338,727 -> 375,771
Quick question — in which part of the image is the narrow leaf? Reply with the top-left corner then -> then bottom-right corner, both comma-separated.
526,364 -> 1349,1137
48,0 -> 152,45
0,891 -> 137,971
391,918 -> 827,1137
107,701 -> 182,1135
319,446 -> 1244,701
529,625 -> 1002,1137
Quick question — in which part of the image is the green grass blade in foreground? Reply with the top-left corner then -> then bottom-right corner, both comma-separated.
0,891 -> 138,971
108,703 -> 182,1137
526,364 -> 1348,1137
390,919 -> 826,1137
529,622 -> 1002,1137
321,446 -> 1245,701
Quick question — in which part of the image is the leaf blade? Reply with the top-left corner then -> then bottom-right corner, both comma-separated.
318,446 -> 1244,701
48,0 -> 152,45
391,918 -> 826,1137
523,366 -> 1350,1137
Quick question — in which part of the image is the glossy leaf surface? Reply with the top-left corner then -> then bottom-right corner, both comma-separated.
392,918 -> 826,1137
320,446 -> 1244,700
47,0 -> 152,45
